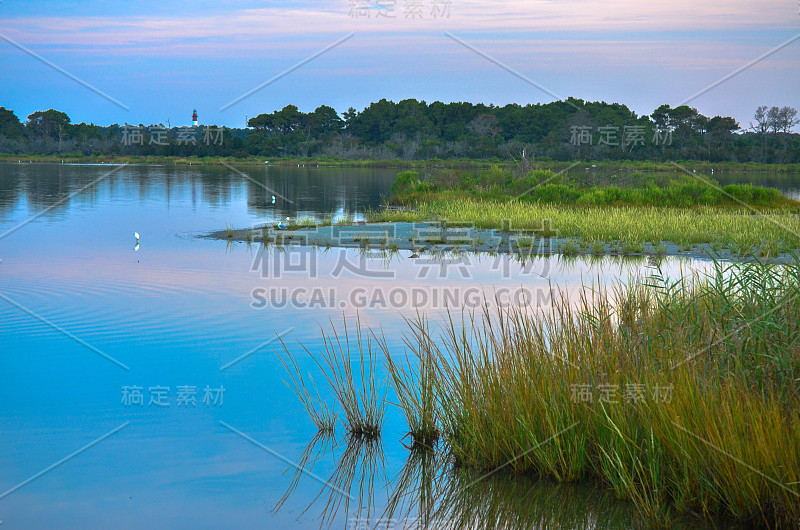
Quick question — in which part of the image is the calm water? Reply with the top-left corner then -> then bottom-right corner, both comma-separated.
0,164 -> 796,529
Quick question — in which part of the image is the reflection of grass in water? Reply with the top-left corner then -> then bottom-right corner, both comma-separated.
273,431 -> 336,514
273,434 -> 386,528
279,436 -> 643,530
557,252 -> 648,268
432,467 -> 640,530
318,435 -> 386,527
354,245 -> 400,266
383,445 -> 442,528
382,447 -> 655,529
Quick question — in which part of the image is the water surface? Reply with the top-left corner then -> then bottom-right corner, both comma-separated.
1,163 -> 795,528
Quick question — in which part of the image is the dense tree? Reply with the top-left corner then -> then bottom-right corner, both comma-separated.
309,105 -> 344,136
27,109 -> 70,136
2,102 -> 798,162
26,109 -> 71,151
0,107 -> 24,138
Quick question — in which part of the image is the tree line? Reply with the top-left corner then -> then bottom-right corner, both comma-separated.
1,99 -> 798,163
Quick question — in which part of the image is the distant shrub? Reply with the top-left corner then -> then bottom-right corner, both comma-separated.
392,171 -> 422,195
723,184 -> 783,205
526,184 -> 583,204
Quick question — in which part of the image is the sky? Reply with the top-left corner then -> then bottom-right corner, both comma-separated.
0,0 -> 798,129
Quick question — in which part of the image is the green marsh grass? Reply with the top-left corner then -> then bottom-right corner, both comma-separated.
276,316 -> 386,437
387,256 -> 800,526
276,338 -> 337,432
561,239 -> 580,255
590,240 -> 606,255
315,317 -> 386,437
374,196 -> 800,251
382,316 -> 440,448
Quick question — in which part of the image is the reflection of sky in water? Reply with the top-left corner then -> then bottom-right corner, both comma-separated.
0,164 -> 782,528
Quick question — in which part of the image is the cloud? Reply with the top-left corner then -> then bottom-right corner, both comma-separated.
0,0 -> 794,55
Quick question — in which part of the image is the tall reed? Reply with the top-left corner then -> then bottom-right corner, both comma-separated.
315,316 -> 386,437
382,315 -> 440,448
276,337 -> 337,432
276,316 -> 386,437
392,256 -> 800,526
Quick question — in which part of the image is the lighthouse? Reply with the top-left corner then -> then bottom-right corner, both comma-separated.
192,109 -> 198,127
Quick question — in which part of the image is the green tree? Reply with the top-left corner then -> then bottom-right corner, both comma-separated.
0,107 -> 25,138
310,105 -> 344,136
27,109 -> 71,150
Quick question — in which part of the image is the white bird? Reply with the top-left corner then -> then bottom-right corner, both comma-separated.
134,232 -> 140,240
271,195 -> 276,204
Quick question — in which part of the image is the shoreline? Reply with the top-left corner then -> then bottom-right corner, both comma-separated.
4,155 -> 800,173
204,221 -> 797,264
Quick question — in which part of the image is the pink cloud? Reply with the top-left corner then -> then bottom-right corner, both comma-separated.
0,0 -> 794,53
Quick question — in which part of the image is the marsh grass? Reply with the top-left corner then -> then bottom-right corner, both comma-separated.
315,317 -> 387,437
651,242 -> 667,256
561,239 -> 580,255
275,316 -> 386,437
516,236 -> 534,249
276,338 -> 337,432
384,255 -> 800,526
287,217 -> 321,230
622,240 -> 645,254
374,198 -> 800,251
382,316 -> 440,448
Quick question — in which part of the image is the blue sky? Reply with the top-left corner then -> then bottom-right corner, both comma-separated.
1,0 -> 798,128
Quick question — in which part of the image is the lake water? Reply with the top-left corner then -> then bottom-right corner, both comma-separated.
1,163 -> 796,529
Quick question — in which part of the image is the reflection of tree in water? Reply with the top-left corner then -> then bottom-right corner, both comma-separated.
0,164 -> 396,222
274,437 -> 646,530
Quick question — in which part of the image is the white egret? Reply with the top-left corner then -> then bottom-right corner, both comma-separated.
134,232 -> 140,240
